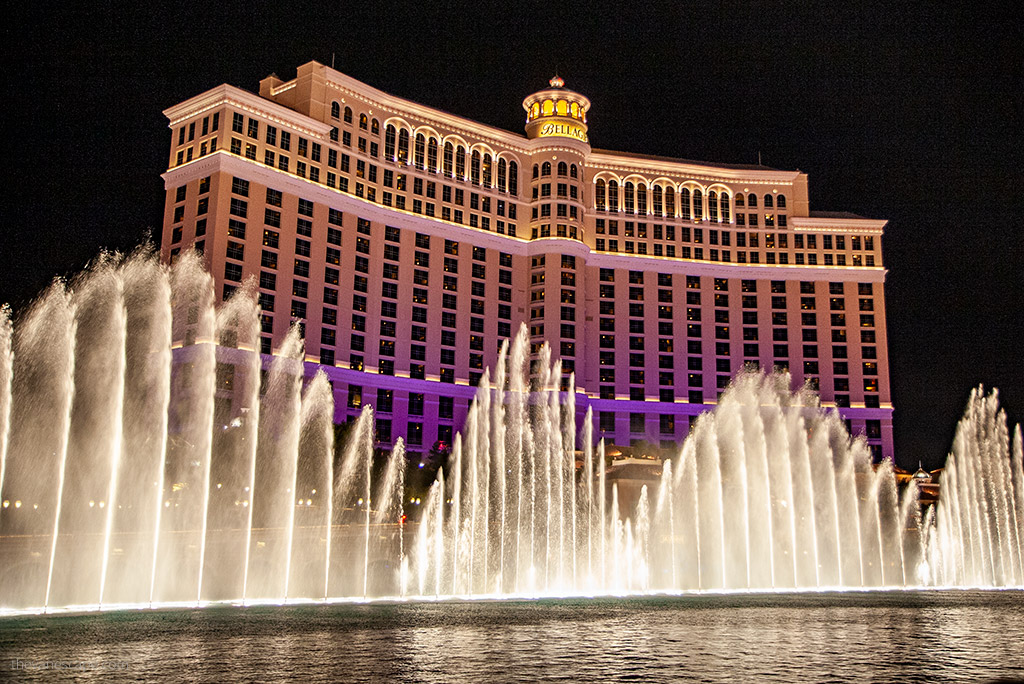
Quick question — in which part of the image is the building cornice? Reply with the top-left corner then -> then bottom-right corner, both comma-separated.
163,84 -> 332,138
791,217 -> 888,233
587,151 -> 803,186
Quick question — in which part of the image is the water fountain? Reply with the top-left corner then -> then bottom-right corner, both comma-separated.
0,249 -> 1021,614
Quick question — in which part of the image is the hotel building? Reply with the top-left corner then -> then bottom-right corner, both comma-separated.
160,61 -> 894,462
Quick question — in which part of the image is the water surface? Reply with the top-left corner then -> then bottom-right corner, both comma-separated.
2,590 -> 1022,682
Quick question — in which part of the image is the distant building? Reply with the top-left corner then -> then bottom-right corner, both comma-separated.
160,61 -> 894,461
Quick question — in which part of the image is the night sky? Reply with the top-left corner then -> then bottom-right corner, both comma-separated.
4,3 -> 1021,469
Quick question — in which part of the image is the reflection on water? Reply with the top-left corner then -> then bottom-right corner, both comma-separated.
1,591 -> 1022,682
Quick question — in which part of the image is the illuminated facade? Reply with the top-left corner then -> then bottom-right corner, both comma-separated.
160,61 -> 894,461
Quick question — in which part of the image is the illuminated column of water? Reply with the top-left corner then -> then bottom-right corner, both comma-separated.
857,443 -> 884,587
547,360 -> 563,588
598,440 -> 606,588
635,486 -> 650,591
674,439 -> 700,590
534,346 -> 552,589
449,432 -> 462,594
361,386 -> 374,599
767,400 -> 800,588
990,398 -> 1019,584
211,287 -> 262,604
162,252 -> 218,604
329,405 -> 372,598
1012,427 -> 1024,580
492,347 -> 508,593
434,471 -> 445,597
807,412 -> 841,587
289,371 -> 335,600
741,391 -> 774,589
564,372 -> 576,587
715,396 -> 749,589
508,328 -> 526,592
296,372 -> 335,601
984,394 -> 1013,584
786,405 -> 819,588
478,373 -> 492,593
957,416 -> 987,583
118,255 -> 173,609
461,404 -> 476,594
898,480 -> 920,585
655,460 -> 675,590
943,456 -> 968,584
41,262 -> 125,608
245,327 -> 302,600
582,407 -> 593,587
834,426 -> 864,586
36,287 -> 77,612
97,270 -> 128,608
874,459 -> 902,586
372,436 -> 405,596
692,413 -> 724,589
610,484 -> 621,591
0,306 -> 12,526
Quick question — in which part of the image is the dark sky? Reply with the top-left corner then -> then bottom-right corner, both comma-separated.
4,2 -> 1021,469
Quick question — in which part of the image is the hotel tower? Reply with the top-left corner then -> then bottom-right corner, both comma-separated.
161,61 -> 894,462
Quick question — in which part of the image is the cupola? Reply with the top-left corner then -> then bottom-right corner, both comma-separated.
522,76 -> 591,143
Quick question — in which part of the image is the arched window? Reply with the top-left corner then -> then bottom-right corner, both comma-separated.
637,183 -> 647,214
541,161 -> 551,176
443,142 -> 454,176
764,194 -> 774,208
595,179 -> 606,210
427,138 -> 438,171
747,193 -> 757,208
456,146 -> 466,178
414,133 -> 426,169
371,119 -> 380,135
665,187 -> 675,217
384,125 -> 397,159
652,185 -> 663,216
680,188 -> 691,220
331,101 -> 340,119
359,113 -> 368,130
532,164 -> 539,179
557,161 -> 567,176
471,150 -> 481,184
508,161 -> 518,195
497,158 -> 507,192
776,194 -> 787,208
482,153 -> 492,187
397,129 -> 409,163
693,189 -> 704,220
708,191 -> 719,221
344,106 -> 353,124
570,164 -> 578,179
735,193 -> 745,207
608,180 -> 619,211
624,182 -> 635,212
720,194 -> 731,222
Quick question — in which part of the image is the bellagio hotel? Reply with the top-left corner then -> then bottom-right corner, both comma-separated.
161,61 -> 894,462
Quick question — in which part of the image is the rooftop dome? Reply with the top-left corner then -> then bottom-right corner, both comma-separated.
522,77 -> 591,143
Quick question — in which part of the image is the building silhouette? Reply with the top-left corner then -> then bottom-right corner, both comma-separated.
161,61 -> 893,461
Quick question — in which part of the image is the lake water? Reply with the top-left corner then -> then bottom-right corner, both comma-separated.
1,590 -> 1022,682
